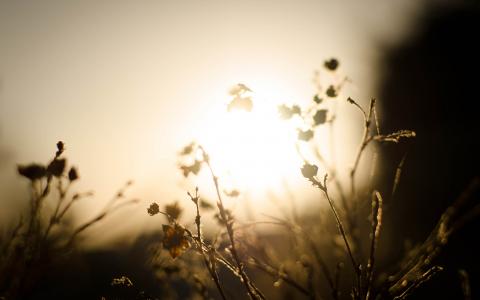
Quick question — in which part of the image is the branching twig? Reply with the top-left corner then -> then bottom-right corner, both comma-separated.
348,98 -> 375,198
308,174 -> 361,296
199,145 -> 265,300
188,188 -> 227,300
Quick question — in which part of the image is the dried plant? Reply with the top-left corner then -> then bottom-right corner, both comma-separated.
146,59 -> 479,300
0,142 -> 138,299
1,59 -> 478,300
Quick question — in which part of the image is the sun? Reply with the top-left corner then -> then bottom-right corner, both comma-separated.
194,85 -> 304,194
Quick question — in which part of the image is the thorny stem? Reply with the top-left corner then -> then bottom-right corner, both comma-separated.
189,189 -> 227,300
199,146 -> 265,300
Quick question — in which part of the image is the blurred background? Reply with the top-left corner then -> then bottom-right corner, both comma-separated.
0,0 -> 421,245
1,0 -> 479,299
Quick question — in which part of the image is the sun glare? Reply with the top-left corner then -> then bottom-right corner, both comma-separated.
195,88 -> 304,194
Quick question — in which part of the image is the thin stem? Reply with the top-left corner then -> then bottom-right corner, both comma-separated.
190,189 -> 227,300
199,146 -> 264,300
307,236 -> 337,300
250,256 -> 311,297
43,180 -> 71,242
391,153 -> 408,202
334,262 -> 343,299
310,175 -> 360,295
260,214 -> 338,299
67,198 -> 138,247
349,98 -> 375,198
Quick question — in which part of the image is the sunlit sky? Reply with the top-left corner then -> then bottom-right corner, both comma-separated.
0,0 -> 424,246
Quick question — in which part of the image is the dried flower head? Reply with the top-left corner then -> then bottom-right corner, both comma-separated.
324,58 -> 339,71
17,164 -> 46,181
68,167 -> 79,182
56,141 -> 65,157
147,202 -> 160,216
162,224 -> 190,259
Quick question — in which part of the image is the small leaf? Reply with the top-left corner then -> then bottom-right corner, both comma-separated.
180,160 -> 202,177
17,164 -> 46,181
229,83 -> 252,96
313,94 -> 323,104
324,58 -> 339,71
278,104 -> 293,120
165,201 -> 183,222
180,142 -> 195,155
298,129 -> 314,141
224,189 -> 240,197
56,141 -> 65,157
278,104 -> 301,120
68,167 -> 79,181
301,163 -> 318,179
326,85 -> 338,98
147,202 -> 160,216
291,105 -> 301,115
227,96 -> 253,112
199,199 -> 214,210
47,159 -> 66,177
313,109 -> 328,126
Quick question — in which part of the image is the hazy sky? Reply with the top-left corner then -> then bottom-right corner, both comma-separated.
0,0 -> 423,246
